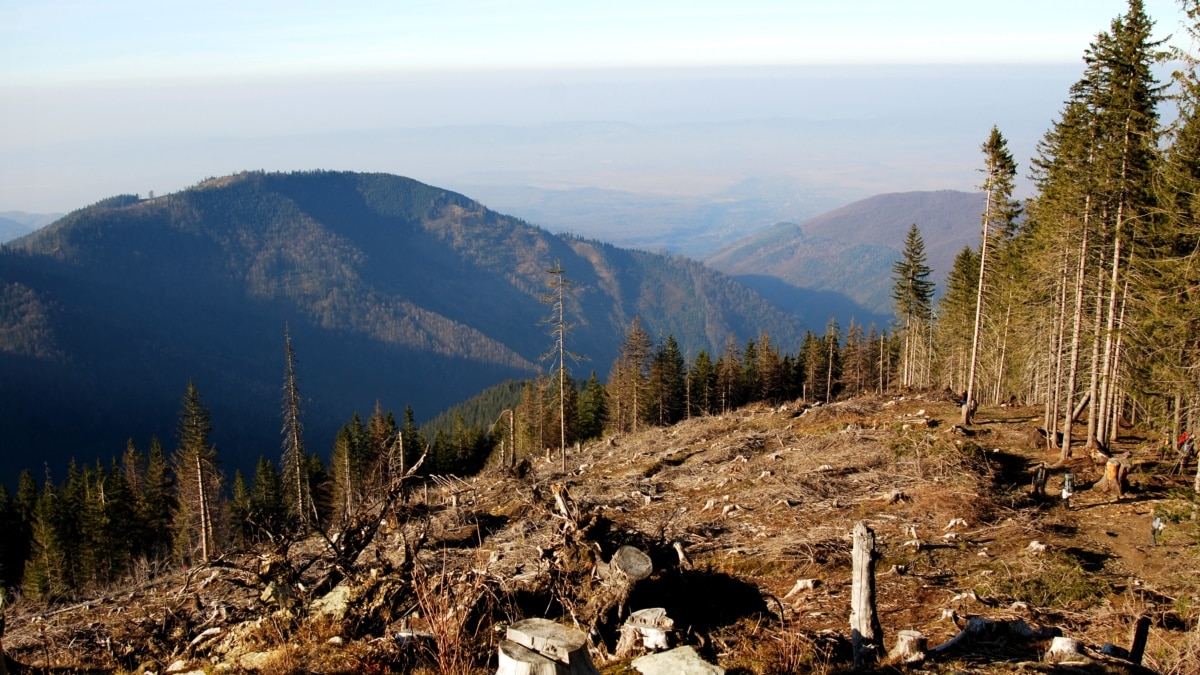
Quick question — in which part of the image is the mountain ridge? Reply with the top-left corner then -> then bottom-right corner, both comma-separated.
0,170 -> 804,488
706,190 -> 985,321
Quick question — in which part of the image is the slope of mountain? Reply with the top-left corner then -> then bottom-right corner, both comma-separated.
705,190 -> 985,323
0,171 -> 803,488
0,211 -> 63,243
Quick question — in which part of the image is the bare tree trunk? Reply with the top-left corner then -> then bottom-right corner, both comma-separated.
1061,205 -> 1091,461
1085,261 -> 1107,449
196,453 -> 211,563
993,303 -> 1011,404
1096,231 -> 1123,447
850,522 -> 882,670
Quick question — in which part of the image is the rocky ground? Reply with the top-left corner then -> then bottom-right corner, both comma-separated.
3,393 -> 1199,674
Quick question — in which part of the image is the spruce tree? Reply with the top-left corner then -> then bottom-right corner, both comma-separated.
689,350 -> 717,416
171,382 -> 222,564
891,224 -> 935,389
608,318 -> 653,433
577,372 -> 607,441
935,247 -> 981,392
648,335 -> 686,426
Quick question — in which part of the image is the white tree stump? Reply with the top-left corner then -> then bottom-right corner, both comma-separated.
615,608 -> 674,657
497,641 -> 560,675
503,619 -> 599,675
887,630 -> 927,664
1044,636 -> 1088,663
850,522 -> 883,670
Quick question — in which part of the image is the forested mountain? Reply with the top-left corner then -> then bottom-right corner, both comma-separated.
0,171 -> 803,489
705,190 -> 985,323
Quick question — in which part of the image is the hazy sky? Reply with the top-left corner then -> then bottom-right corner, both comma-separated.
0,0 -> 1191,213
2,1 -> 1188,82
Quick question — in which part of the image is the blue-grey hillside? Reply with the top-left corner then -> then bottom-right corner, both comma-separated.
0,171 -> 802,488
705,190 -> 985,324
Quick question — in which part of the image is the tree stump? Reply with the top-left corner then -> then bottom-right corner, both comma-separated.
615,608 -> 674,658
1044,636 -> 1088,663
497,641 -> 563,675
850,522 -> 883,670
502,618 -> 600,675
887,630 -> 926,664
1094,456 -> 1129,499
603,545 -> 652,619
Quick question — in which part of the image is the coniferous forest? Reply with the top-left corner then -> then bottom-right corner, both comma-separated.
4,5 -> 1200,668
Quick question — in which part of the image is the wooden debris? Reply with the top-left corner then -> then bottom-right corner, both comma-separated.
783,578 -> 819,599
930,617 -> 1060,657
672,541 -> 692,570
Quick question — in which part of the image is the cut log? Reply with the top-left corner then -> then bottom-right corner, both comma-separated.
505,618 -> 598,673
850,522 -> 883,670
887,630 -> 926,664
631,646 -> 724,675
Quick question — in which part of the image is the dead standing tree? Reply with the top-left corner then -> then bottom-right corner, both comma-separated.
542,261 -> 582,475
851,521 -> 883,670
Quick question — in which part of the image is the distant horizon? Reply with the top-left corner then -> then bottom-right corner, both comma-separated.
1,61 -> 1101,215
2,0 -> 1191,219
